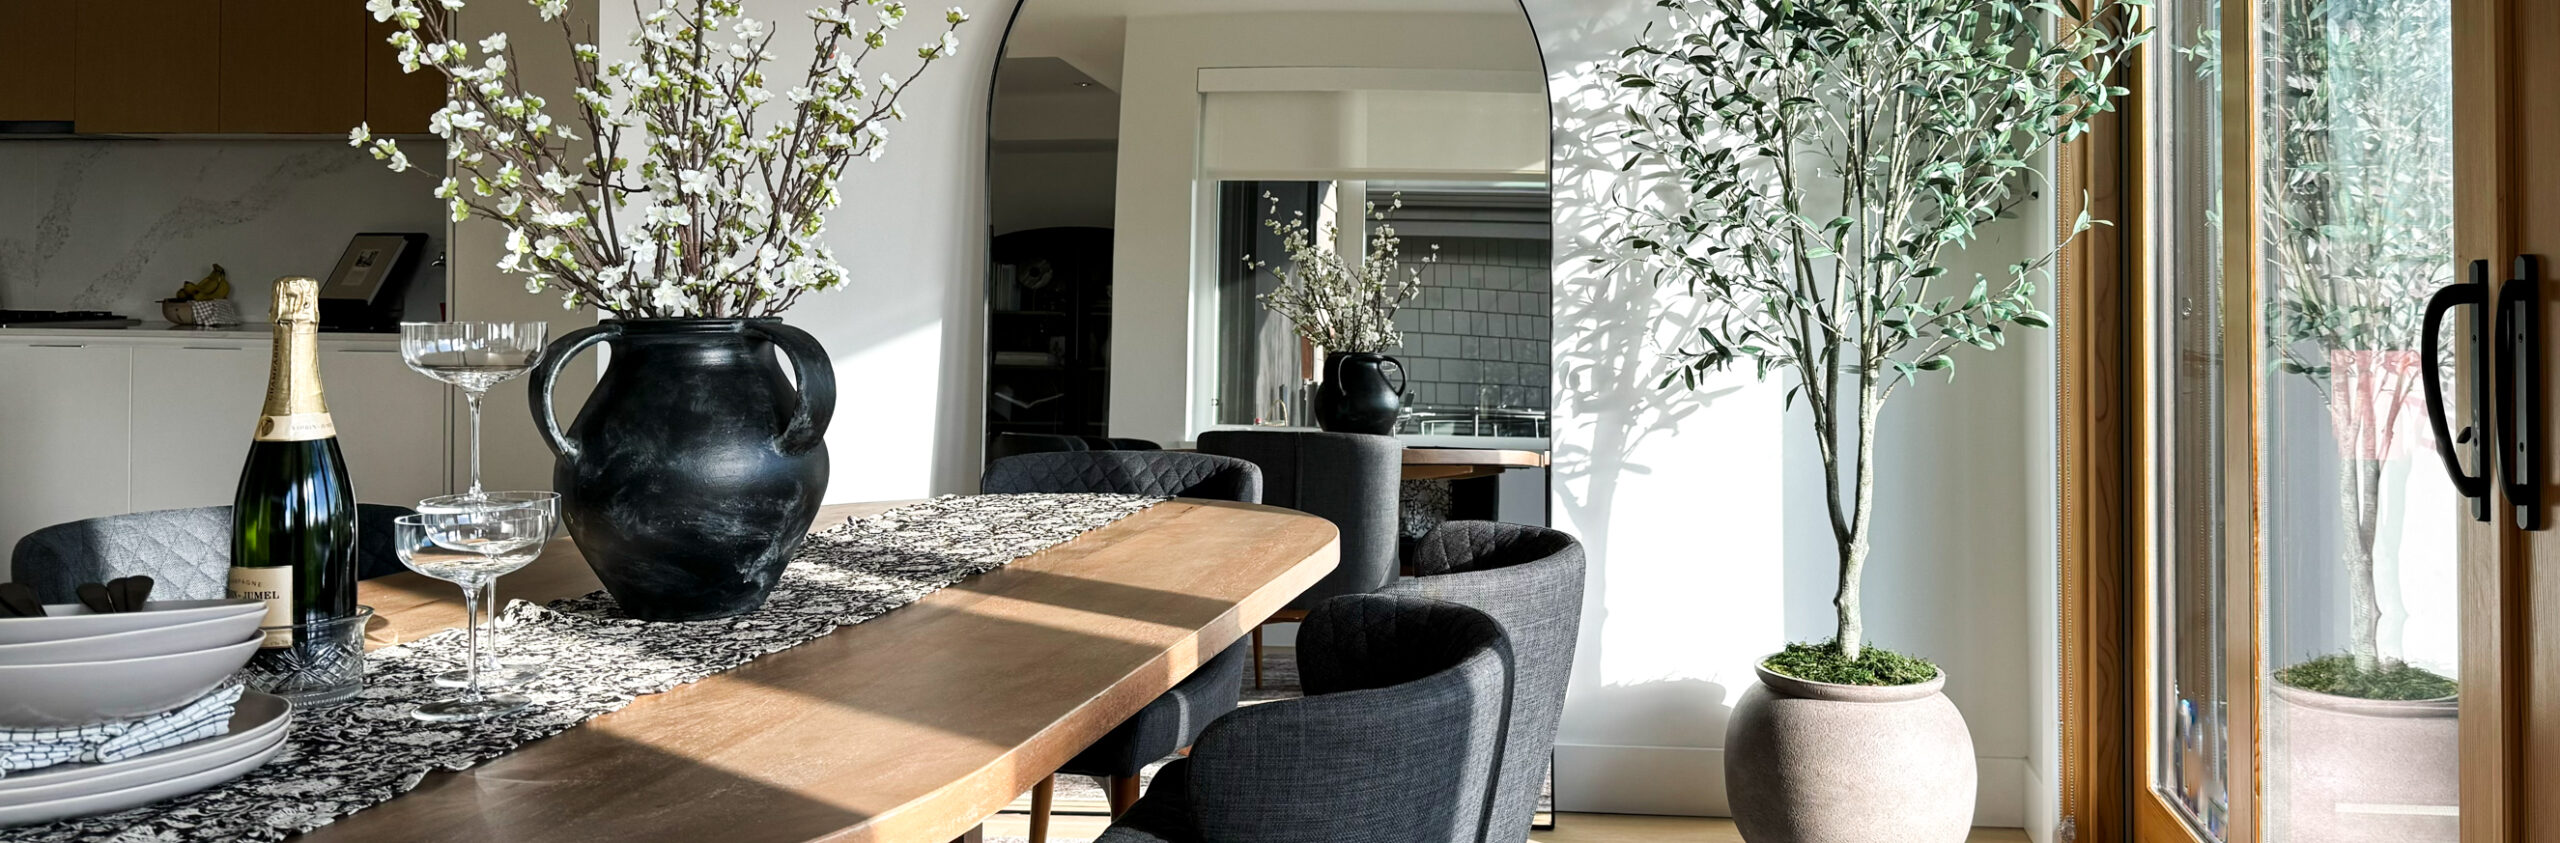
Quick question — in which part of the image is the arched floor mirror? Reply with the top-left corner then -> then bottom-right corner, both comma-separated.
978,0 -> 1557,834
982,0 -> 1552,456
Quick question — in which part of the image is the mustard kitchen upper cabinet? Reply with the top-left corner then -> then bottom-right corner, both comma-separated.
0,1 -> 77,123
73,0 -> 221,133
219,0 -> 366,133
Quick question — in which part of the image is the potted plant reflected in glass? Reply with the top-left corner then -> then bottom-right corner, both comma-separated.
1249,192 -> 1436,435
353,0 -> 970,620
1610,0 -> 2146,838
2239,0 -> 2461,836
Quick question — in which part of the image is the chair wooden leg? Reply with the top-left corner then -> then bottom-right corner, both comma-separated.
1104,774 -> 1142,817
1251,624 -> 1265,689
1027,775 -> 1053,843
948,825 -> 983,843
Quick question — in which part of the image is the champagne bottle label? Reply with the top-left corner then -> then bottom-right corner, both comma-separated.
257,413 -> 338,440
255,277 -> 335,442
227,566 -> 296,647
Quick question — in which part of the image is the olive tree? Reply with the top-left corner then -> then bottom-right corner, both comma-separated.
1611,0 -> 2147,664
2252,0 -> 2455,688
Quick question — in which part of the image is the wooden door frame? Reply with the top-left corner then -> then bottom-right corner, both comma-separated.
2055,34 -> 2132,842
2451,0 -> 2520,839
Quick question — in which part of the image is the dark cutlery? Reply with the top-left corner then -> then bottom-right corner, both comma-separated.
0,583 -> 42,617
110,576 -> 154,612
75,582 -> 116,615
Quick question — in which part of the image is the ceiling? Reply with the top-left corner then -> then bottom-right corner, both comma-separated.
1001,0 -> 1533,92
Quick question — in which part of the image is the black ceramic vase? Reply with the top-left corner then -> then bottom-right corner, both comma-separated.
1311,351 -> 1405,434
527,318 -> 835,621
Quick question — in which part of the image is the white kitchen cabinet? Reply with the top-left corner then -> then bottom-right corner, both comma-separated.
129,344 -> 266,512
0,342 -> 136,563
0,334 -> 450,575
319,346 -> 451,506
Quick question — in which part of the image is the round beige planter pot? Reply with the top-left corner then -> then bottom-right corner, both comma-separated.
2267,681 -> 2456,843
1725,664 -> 1975,843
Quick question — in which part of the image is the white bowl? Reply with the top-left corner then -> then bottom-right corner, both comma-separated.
0,600 -> 265,646
0,637 -> 261,728
0,731 -> 284,827
0,612 -> 267,666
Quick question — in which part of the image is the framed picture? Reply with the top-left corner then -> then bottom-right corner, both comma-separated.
321,233 -> 427,305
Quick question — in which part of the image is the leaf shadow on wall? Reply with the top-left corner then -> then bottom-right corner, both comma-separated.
1545,17 -> 1745,759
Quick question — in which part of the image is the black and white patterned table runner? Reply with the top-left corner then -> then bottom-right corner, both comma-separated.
4,493 -> 1163,842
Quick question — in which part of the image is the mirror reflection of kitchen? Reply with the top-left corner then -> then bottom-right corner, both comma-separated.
984,0 -> 1549,450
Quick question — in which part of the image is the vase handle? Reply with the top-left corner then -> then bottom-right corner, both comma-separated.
746,321 -> 836,456
1379,356 -> 1407,398
528,322 -> 620,462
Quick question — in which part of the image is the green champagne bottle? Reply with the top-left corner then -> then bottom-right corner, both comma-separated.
228,277 -> 357,651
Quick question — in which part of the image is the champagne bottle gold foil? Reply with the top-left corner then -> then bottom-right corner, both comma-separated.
255,277 -> 337,441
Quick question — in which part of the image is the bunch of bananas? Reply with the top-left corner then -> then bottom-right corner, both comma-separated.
170,265 -> 232,302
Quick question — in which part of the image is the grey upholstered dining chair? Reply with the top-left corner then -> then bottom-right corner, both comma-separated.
1383,521 -> 1586,841
1192,429 -> 1403,686
9,504 -> 421,603
981,449 -> 1259,503
1095,593 -> 1516,843
980,449 -> 1262,843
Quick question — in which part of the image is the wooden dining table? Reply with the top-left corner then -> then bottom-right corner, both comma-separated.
304,498 -> 1339,843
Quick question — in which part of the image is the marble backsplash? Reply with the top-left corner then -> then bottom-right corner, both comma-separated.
0,139 -> 447,321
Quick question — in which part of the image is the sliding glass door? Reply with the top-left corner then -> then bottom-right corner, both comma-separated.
2146,0 -> 2235,835
2133,0 -> 2532,839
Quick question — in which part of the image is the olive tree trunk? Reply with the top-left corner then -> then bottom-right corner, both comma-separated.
1820,372 -> 1882,661
2341,454 -> 2385,672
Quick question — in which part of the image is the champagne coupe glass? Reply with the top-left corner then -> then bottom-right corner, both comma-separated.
418,491 -> 560,687
396,507 -> 550,722
399,321 -> 549,500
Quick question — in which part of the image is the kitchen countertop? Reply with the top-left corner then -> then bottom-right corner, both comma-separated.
0,322 -> 401,345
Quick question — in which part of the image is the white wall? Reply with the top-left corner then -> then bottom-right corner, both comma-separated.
580,0 -> 2062,829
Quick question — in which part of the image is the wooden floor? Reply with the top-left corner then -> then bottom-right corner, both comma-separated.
982,811 -> 2035,841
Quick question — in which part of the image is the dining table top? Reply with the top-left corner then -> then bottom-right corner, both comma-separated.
306,497 -> 1340,843
1398,446 -> 1549,481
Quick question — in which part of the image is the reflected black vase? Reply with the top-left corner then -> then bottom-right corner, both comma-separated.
1311,351 -> 1405,435
527,318 -> 835,621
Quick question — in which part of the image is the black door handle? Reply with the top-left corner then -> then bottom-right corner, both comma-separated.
2422,260 -> 2491,521
2497,255 -> 2543,529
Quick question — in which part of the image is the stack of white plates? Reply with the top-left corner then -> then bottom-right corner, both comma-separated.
0,599 -> 291,827
0,692 -> 291,826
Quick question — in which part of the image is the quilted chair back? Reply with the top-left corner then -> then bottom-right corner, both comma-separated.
11,504 -> 420,603
1194,429 -> 1403,610
1384,522 -> 1587,842
985,432 -> 1163,463
981,450 -> 1263,503
1178,593 -> 1514,843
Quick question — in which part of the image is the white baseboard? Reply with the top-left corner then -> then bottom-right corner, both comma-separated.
1553,743 -> 2029,828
